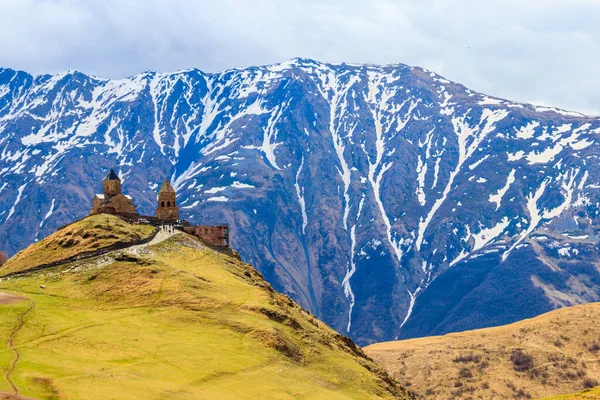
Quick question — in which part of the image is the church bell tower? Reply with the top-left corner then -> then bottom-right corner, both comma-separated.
156,179 -> 179,222
103,169 -> 121,197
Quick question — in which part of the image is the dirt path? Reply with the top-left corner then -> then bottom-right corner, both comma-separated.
4,302 -> 34,395
125,227 -> 180,256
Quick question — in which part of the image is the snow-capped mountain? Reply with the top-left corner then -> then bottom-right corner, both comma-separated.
1,59 -> 600,345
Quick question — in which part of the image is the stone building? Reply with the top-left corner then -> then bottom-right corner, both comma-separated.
156,179 -> 179,222
183,225 -> 229,247
0,251 -> 7,267
90,169 -> 138,216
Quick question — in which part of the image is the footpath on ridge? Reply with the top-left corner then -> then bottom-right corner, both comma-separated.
125,227 -> 179,256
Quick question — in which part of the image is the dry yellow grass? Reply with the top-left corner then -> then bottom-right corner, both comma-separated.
1,214 -> 154,276
365,304 -> 600,399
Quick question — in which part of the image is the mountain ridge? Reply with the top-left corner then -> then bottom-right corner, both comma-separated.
2,58 -> 594,118
1,59 -> 600,345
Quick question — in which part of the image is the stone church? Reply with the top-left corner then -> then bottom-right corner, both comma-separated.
90,169 -> 137,216
90,169 -> 180,223
88,169 -> 227,246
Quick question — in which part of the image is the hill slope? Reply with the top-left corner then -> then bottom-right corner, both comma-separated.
365,303 -> 600,399
0,216 -> 411,400
2,60 -> 600,344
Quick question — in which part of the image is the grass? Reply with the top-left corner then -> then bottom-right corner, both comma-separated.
541,387 -> 600,399
365,303 -> 600,399
1,215 -> 155,276
0,221 -> 410,400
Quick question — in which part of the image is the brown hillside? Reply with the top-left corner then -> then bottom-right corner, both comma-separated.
365,303 -> 600,399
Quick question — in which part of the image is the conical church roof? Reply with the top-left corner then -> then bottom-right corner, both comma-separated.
159,179 -> 176,193
103,169 -> 120,181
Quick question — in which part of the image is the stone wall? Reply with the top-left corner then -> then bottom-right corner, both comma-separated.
0,251 -> 7,266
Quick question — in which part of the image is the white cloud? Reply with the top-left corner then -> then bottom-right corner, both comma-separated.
1,0 -> 599,114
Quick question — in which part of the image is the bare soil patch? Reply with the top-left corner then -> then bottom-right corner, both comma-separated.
0,391 -> 38,400
0,292 -> 27,305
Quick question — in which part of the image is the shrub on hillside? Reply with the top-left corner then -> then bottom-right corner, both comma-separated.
453,353 -> 482,363
510,349 -> 534,372
458,367 -> 473,378
583,378 -> 598,389
587,342 -> 600,352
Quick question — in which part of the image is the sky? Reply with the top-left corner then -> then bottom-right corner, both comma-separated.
1,0 -> 599,115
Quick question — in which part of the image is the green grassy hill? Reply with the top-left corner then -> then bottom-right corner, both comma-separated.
0,216 -> 411,400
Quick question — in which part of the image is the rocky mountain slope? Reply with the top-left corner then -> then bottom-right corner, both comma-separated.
365,303 -> 600,399
0,215 -> 411,400
1,59 -> 600,344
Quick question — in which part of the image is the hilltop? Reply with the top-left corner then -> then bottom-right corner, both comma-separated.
1,215 -> 156,276
365,303 -> 600,399
0,216 -> 412,400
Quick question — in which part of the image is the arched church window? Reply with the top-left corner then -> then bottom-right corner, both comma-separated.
167,201 -> 171,207
161,201 -> 164,207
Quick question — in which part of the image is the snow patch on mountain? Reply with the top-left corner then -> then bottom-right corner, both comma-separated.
489,169 -> 516,211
